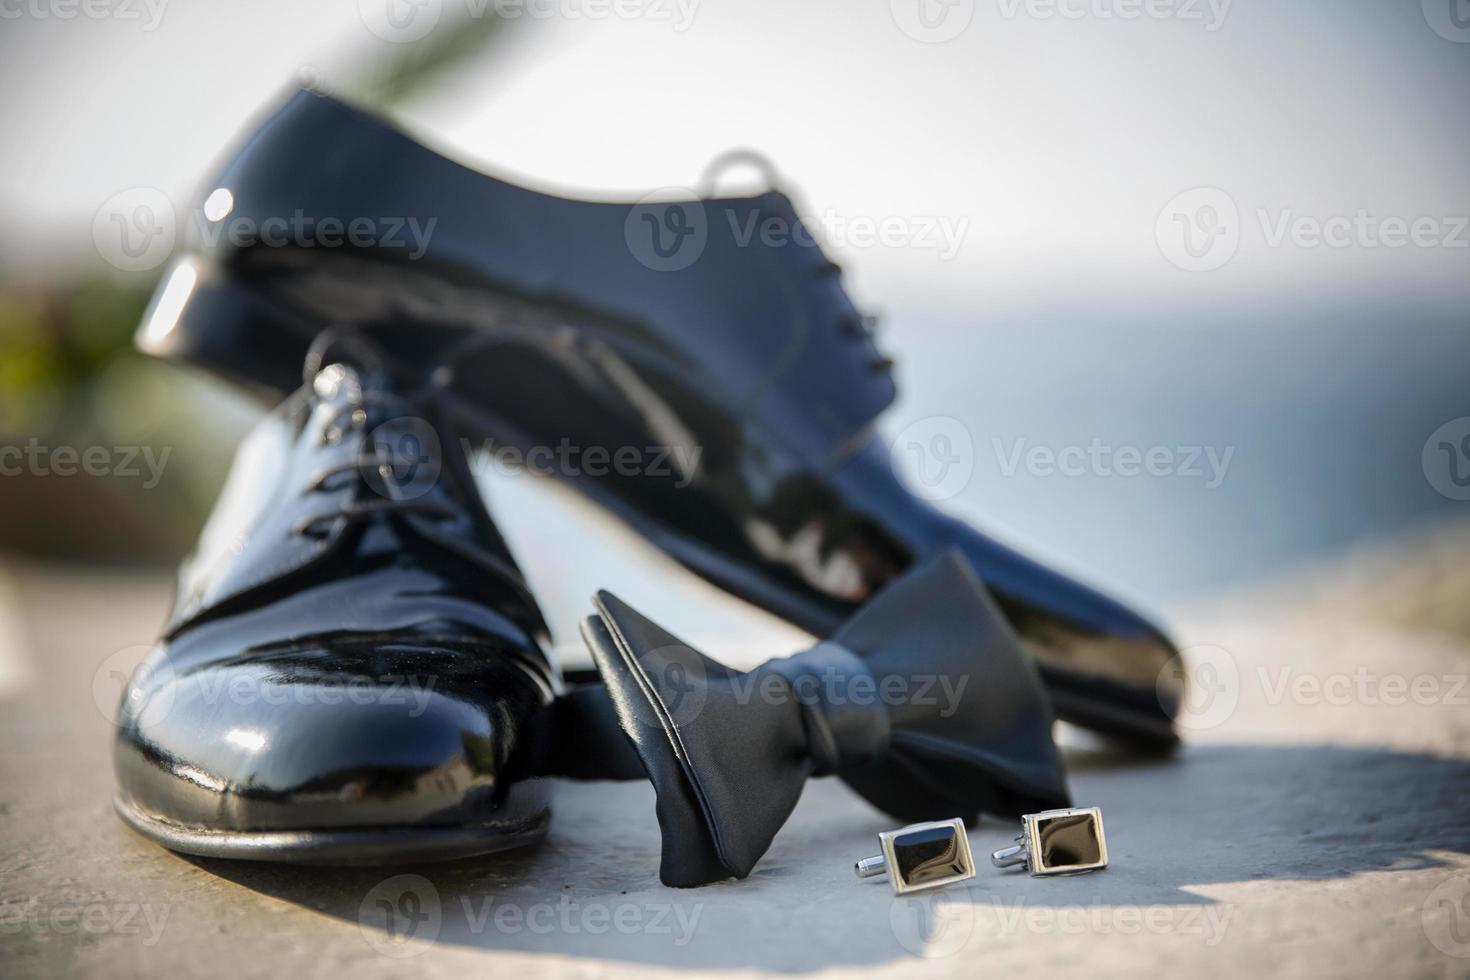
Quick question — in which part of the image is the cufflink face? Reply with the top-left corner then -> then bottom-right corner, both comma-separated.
878,818 -> 976,895
1024,807 -> 1108,875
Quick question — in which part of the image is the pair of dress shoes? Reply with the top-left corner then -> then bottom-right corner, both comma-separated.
114,88 -> 1183,885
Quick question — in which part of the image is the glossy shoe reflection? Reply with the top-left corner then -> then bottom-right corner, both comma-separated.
139,87 -> 1182,747
113,334 -> 559,862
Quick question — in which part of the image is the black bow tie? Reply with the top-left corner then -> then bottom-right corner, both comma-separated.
579,551 -> 1071,887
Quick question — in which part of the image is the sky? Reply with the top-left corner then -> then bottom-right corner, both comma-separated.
1,0 -> 1466,305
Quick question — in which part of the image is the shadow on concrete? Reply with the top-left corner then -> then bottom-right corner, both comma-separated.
194,742 -> 1470,971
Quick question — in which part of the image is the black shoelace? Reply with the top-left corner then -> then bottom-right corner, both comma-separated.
291,332 -> 457,540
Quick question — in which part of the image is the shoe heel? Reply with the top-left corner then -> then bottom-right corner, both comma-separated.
135,254 -> 316,397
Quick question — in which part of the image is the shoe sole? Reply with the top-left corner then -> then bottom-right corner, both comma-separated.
114,795 -> 551,865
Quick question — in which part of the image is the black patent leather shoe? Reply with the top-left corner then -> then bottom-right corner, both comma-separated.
137,87 -> 1182,747
113,333 -> 564,862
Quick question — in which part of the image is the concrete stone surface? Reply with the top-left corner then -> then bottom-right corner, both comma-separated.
2,520 -> 1469,979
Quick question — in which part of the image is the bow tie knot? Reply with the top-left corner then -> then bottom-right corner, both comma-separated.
765,642 -> 891,777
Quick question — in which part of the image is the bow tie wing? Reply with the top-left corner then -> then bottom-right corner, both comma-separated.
830,551 -> 1072,821
582,591 -> 811,887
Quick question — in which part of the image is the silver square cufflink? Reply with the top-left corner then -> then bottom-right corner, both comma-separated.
854,818 -> 977,895
991,806 -> 1108,876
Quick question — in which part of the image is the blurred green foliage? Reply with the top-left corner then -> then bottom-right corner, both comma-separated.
0,9 -> 509,566
0,278 -> 149,437
0,276 -> 244,564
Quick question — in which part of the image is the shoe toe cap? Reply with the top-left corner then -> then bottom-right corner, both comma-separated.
113,643 -> 551,838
